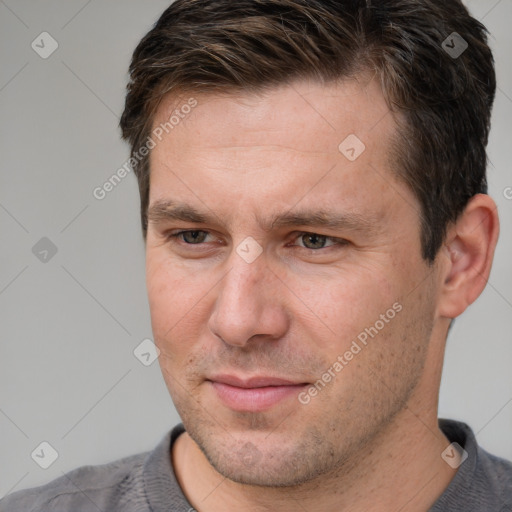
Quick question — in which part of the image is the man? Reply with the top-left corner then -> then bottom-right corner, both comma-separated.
2,0 -> 511,510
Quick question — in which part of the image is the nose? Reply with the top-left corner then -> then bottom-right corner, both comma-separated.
207,249 -> 289,347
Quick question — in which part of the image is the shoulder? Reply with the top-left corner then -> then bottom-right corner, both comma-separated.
436,418 -> 512,510
442,418 -> 512,487
0,451 -> 149,512
477,444 -> 512,497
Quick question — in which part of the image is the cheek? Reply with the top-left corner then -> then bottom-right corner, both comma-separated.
295,266 -> 397,350
145,254 -> 211,355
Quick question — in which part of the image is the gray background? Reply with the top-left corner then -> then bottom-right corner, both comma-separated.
0,0 -> 511,497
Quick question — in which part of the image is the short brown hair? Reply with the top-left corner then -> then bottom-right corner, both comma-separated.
120,0 -> 495,262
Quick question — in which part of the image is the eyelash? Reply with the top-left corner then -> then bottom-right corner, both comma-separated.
166,230 -> 347,251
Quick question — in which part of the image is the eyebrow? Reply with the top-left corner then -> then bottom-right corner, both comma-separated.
147,200 -> 380,235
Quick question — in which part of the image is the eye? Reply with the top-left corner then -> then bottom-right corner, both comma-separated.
168,230 -> 212,244
293,232 -> 347,250
165,229 -> 347,252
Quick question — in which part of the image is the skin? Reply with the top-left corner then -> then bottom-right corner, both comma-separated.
145,77 -> 499,511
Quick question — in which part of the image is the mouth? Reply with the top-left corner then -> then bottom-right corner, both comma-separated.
206,374 -> 310,412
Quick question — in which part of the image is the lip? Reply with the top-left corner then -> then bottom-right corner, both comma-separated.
207,374 -> 309,412
209,374 -> 305,388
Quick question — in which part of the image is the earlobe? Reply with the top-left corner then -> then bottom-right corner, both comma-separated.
438,194 -> 500,319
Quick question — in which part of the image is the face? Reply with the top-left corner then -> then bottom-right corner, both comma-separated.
145,78 -> 440,486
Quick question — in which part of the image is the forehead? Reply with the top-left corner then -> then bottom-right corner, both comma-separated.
147,77 -> 416,232
151,76 -> 395,154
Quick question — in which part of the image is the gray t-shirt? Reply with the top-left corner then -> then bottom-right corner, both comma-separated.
1,419 -> 511,511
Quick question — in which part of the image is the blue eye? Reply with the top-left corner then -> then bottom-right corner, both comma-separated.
166,230 -> 347,252
169,230 -> 211,244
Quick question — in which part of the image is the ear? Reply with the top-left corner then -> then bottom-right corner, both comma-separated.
437,194 -> 500,319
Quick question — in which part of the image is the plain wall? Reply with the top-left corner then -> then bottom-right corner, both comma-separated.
1,0 -> 511,497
